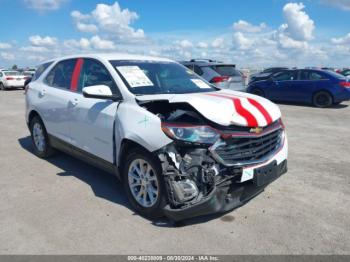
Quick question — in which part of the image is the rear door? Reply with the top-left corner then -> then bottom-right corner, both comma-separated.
37,59 -> 77,143
68,58 -> 121,163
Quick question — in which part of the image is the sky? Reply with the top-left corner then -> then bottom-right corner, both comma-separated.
0,0 -> 349,68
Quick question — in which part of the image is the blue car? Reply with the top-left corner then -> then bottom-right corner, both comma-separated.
247,69 -> 350,107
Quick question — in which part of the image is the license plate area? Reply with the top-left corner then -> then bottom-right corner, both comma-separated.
253,160 -> 278,186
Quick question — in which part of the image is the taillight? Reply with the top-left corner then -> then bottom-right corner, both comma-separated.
6,77 -> 14,80
339,81 -> 350,88
210,76 -> 230,83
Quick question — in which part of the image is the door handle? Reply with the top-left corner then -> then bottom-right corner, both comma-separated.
39,89 -> 46,97
69,98 -> 79,107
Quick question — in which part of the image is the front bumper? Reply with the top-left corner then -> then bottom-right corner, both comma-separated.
163,160 -> 287,221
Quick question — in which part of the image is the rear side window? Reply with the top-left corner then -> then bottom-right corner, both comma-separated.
77,59 -> 118,94
309,72 -> 327,80
45,59 -> 76,89
212,65 -> 240,77
32,62 -> 53,81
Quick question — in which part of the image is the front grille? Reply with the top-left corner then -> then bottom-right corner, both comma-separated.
212,128 -> 283,166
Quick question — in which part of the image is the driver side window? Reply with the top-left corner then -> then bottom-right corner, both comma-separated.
77,59 -> 119,95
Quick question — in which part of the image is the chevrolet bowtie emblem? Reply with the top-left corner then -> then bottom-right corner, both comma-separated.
250,127 -> 263,134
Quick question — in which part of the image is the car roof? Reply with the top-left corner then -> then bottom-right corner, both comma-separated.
44,53 -> 173,64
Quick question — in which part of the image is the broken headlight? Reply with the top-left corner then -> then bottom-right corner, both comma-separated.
161,124 -> 220,144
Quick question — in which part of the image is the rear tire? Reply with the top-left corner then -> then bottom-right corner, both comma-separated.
0,83 -> 5,91
312,91 -> 333,108
251,88 -> 265,97
29,116 -> 55,158
122,147 -> 167,219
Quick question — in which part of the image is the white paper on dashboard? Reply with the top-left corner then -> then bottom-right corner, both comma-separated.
191,79 -> 211,89
116,66 -> 153,88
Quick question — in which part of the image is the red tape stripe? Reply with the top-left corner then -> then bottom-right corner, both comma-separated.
247,98 -> 273,125
206,93 -> 258,127
70,58 -> 84,91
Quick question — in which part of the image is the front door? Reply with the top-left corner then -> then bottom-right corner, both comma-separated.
68,58 -> 121,163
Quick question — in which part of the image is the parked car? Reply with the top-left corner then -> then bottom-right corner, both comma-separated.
340,69 -> 350,78
180,59 -> 246,92
26,54 -> 288,221
0,70 -> 29,90
249,67 -> 288,84
247,69 -> 350,108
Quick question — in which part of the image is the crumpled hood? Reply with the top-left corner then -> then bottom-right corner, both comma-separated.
136,90 -> 281,127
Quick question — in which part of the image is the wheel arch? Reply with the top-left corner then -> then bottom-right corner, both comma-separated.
118,138 -> 158,177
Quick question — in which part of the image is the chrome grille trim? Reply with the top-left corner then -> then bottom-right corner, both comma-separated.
210,128 -> 284,167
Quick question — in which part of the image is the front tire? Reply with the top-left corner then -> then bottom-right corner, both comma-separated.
313,91 -> 333,108
122,147 -> 167,219
29,116 -> 55,158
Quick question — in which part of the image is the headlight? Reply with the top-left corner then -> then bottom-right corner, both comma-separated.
161,124 -> 220,144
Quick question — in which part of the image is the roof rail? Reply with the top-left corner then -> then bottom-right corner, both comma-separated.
189,59 -> 221,63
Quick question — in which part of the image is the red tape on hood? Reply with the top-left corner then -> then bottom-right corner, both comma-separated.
205,93 -> 258,127
247,98 -> 273,125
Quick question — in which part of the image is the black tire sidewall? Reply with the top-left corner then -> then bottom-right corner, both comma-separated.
122,148 -> 167,219
0,83 -> 4,90
29,116 -> 51,158
313,91 -> 333,108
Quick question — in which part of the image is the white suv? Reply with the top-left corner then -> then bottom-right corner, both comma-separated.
26,54 -> 288,221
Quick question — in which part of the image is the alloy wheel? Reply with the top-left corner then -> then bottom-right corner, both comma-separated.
128,159 -> 159,208
32,122 -> 46,152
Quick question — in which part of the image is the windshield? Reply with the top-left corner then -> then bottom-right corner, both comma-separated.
110,60 -> 217,95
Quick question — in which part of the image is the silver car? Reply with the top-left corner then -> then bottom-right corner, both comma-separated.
181,59 -> 246,92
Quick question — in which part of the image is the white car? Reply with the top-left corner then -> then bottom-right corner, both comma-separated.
0,70 -> 28,90
25,54 -> 288,221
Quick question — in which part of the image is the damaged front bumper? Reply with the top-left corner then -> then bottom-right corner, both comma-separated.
163,160 -> 287,221
157,125 -> 288,221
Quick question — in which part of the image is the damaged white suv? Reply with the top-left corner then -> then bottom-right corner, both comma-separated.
26,54 -> 288,221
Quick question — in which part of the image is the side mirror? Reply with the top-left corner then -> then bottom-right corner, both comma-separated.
82,85 -> 122,101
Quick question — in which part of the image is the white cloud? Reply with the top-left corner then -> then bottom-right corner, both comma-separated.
64,38 -> 91,50
278,32 -> 308,49
282,3 -> 315,41
178,39 -> 193,49
76,22 -> 98,33
29,35 -> 57,46
20,46 -> 49,52
232,32 -> 253,50
233,20 -> 266,33
24,0 -> 66,11
71,1 -> 145,42
331,33 -> 350,45
27,55 -> 46,61
0,52 -> 15,60
0,42 -> 12,49
197,42 -> 208,49
212,38 -> 225,48
90,36 -> 115,50
321,0 -> 350,11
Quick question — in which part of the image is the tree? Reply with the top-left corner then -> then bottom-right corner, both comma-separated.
12,64 -> 18,70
